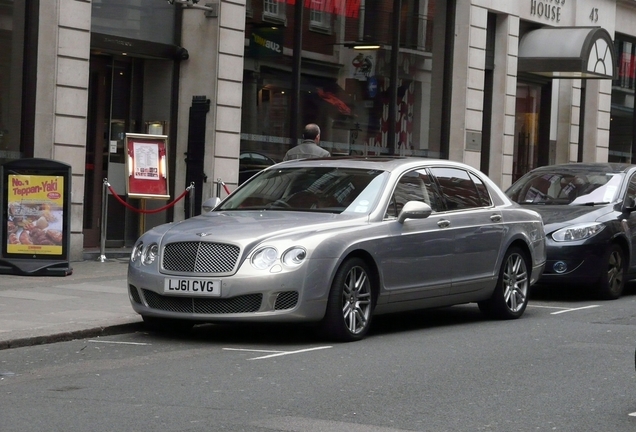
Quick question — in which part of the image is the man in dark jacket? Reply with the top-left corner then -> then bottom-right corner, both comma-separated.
283,123 -> 331,161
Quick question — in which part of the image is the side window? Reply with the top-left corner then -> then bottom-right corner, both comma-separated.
429,167 -> 483,210
385,169 -> 442,218
469,172 -> 492,207
626,174 -> 636,205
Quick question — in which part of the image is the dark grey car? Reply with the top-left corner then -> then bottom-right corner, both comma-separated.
506,162 -> 636,299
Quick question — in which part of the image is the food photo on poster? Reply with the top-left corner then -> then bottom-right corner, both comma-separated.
6,174 -> 64,255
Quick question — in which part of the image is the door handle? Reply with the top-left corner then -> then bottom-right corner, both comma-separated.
490,214 -> 502,222
437,219 -> 451,228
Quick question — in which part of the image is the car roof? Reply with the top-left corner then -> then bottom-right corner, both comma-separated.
272,156 -> 478,173
528,162 -> 636,174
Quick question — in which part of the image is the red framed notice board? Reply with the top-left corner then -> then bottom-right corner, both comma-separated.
125,133 -> 170,199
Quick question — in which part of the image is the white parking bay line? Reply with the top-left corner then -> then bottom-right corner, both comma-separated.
88,340 -> 152,346
224,346 -> 332,360
550,305 -> 600,315
529,304 -> 601,314
629,412 -> 636,417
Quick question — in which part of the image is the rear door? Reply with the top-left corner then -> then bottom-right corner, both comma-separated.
428,167 -> 505,295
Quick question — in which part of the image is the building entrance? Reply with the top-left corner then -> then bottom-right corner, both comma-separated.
84,55 -> 142,248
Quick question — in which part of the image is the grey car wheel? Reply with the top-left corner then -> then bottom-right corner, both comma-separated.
319,257 -> 374,342
478,247 -> 529,320
595,243 -> 626,300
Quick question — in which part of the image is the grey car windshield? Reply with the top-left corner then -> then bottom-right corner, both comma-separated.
507,169 -> 622,205
217,167 -> 388,214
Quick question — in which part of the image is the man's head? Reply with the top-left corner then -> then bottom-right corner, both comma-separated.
303,123 -> 321,142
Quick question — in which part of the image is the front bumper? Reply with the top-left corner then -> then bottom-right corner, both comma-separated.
127,258 -> 337,323
537,240 -> 606,285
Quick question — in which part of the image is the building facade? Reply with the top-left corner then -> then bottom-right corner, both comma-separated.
1,0 -> 636,261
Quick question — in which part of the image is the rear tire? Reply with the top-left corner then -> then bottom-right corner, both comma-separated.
478,247 -> 529,320
595,243 -> 626,300
318,258 -> 375,342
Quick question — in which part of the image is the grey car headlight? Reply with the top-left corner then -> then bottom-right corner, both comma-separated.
282,247 -> 307,267
552,223 -> 605,242
142,243 -> 159,265
251,247 -> 278,270
131,242 -> 143,263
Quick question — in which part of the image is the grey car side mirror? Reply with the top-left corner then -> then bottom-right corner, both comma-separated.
398,201 -> 432,223
202,197 -> 221,212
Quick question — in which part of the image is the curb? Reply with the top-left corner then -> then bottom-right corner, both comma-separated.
0,321 -> 143,351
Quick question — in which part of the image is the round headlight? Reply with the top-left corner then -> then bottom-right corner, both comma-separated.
282,247 -> 307,267
251,247 -> 278,270
131,242 -> 143,263
142,243 -> 159,265
552,223 -> 605,242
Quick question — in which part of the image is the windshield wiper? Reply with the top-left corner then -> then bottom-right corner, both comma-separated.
571,202 -> 609,206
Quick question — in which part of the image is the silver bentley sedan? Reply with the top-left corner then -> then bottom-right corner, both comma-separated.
128,157 -> 546,341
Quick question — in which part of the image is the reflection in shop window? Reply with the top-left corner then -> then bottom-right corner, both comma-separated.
263,0 -> 286,24
309,0 -> 331,32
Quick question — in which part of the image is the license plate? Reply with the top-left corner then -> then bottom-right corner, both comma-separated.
164,278 -> 221,296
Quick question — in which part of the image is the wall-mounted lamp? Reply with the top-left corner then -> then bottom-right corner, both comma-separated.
168,0 -> 218,17
351,44 -> 382,50
337,42 -> 383,50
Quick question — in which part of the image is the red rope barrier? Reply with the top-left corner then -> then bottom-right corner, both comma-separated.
107,185 -> 190,214
222,182 -> 231,195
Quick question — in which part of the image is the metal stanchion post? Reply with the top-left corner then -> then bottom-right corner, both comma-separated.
216,178 -> 222,198
98,179 -> 109,262
188,182 -> 195,218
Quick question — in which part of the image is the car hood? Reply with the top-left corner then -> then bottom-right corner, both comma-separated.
523,205 -> 612,233
153,210 -> 365,245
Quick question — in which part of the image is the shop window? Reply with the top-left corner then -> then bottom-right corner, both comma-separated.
0,1 -> 33,163
610,36 -> 636,163
616,40 -> 635,90
241,1 -> 449,164
514,83 -> 541,181
263,0 -> 286,25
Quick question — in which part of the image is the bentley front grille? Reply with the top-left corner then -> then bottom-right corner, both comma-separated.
142,289 -> 262,314
162,241 -> 240,273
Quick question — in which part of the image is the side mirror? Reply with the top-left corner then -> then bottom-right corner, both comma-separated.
202,197 -> 221,213
398,201 -> 432,223
625,196 -> 636,212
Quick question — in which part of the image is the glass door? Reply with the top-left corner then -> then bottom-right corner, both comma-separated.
513,83 -> 542,182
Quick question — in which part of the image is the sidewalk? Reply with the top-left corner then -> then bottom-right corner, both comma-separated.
0,255 -> 142,350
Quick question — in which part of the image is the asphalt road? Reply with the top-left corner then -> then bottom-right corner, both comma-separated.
2,285 -> 636,432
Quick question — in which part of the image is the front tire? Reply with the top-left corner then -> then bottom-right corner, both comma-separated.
479,247 -> 529,320
595,243 -> 626,300
318,258 -> 375,342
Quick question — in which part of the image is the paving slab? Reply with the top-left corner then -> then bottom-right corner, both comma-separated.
0,257 -> 142,350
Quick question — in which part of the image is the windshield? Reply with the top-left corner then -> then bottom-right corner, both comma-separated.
507,169 -> 623,205
217,167 -> 388,214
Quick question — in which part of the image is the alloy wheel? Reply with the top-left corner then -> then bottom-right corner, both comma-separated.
341,265 -> 372,335
502,252 -> 529,313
